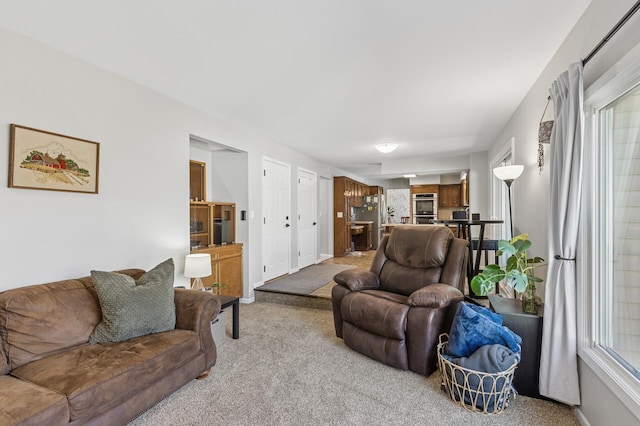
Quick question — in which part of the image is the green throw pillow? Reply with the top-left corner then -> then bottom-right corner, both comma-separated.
89,258 -> 176,344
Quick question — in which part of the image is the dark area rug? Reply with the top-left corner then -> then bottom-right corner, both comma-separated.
257,263 -> 355,295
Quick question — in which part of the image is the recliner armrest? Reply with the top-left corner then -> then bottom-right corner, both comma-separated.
333,269 -> 380,291
407,284 -> 464,308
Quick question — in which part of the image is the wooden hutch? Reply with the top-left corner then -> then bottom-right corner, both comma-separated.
189,160 -> 243,297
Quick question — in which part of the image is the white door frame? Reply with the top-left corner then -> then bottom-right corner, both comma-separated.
489,137 -> 516,241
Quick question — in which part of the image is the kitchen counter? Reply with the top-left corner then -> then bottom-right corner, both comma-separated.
382,223 -> 441,229
352,222 -> 373,250
351,225 -> 364,235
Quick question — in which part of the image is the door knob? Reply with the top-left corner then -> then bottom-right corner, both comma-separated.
285,223 -> 290,227
313,222 -> 317,225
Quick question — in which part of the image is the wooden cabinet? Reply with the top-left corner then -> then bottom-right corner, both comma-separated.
333,177 -> 352,256
350,180 -> 367,207
438,184 -> 462,208
188,159 -> 243,297
353,222 -> 373,251
191,244 -> 243,297
190,202 -> 236,250
189,198 -> 242,297
189,160 -> 206,202
410,184 -> 439,195
334,176 -> 374,256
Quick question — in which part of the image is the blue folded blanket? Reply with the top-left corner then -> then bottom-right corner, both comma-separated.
445,302 -> 522,358
444,344 -> 518,411
444,343 -> 519,374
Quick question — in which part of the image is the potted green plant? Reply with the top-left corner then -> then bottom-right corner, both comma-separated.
387,206 -> 395,223
470,233 -> 545,314
206,282 -> 227,295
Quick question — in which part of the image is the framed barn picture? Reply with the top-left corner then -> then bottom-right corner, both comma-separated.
8,124 -> 100,194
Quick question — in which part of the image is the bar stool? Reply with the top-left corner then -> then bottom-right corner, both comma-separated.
472,239 -> 500,295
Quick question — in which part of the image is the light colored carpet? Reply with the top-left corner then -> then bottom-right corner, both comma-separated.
258,263 -> 355,295
129,302 -> 578,426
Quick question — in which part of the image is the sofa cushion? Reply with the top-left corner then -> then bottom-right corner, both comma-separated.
385,226 -> 451,269
342,290 -> 409,340
0,375 -> 69,426
0,343 -> 8,375
90,258 -> 176,344
0,276 -> 101,370
11,329 -> 200,422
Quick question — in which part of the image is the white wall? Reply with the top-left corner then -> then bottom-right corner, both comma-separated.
488,0 -> 640,423
0,28 -> 342,300
469,151 -> 489,219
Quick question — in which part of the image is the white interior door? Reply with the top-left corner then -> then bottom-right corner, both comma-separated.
297,168 -> 317,269
262,157 -> 291,281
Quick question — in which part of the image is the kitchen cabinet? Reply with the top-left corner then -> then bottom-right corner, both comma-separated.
334,176 -> 373,256
410,184 -> 439,196
333,177 -> 353,256
438,184 -> 462,208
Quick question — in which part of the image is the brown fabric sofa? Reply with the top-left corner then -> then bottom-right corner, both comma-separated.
332,226 -> 468,376
0,269 -> 221,426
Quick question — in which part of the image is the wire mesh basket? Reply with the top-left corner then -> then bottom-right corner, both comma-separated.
437,333 -> 518,414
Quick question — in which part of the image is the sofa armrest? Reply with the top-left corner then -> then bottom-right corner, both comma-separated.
333,269 -> 380,292
407,284 -> 463,308
174,289 -> 221,368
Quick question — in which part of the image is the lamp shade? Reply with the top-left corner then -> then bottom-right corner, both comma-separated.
375,143 -> 398,153
184,253 -> 212,278
493,165 -> 524,182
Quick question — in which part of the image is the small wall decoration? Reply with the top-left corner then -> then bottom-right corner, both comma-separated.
8,124 -> 100,194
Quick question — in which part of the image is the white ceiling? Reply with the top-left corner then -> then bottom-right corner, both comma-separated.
0,0 -> 592,179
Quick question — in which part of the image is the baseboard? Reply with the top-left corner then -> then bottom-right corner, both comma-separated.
253,280 -> 265,289
240,296 -> 255,304
319,254 -> 332,262
574,408 -> 589,426
289,267 -> 300,274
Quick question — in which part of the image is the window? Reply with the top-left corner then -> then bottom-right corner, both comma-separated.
582,56 -> 640,416
598,83 -> 640,377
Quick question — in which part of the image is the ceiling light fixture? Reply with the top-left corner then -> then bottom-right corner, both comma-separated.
375,143 -> 398,153
403,174 -> 416,178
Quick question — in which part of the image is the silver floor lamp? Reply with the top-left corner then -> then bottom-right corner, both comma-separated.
493,165 -> 524,239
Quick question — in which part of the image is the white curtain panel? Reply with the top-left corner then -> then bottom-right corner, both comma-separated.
539,62 -> 584,405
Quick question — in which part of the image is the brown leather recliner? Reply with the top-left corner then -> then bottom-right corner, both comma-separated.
332,225 -> 469,376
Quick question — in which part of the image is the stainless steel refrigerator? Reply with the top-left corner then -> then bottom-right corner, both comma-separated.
354,193 -> 386,250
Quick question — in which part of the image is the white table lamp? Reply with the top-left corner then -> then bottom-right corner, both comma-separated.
184,253 -> 212,290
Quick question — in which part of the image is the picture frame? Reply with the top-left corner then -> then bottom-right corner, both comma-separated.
8,124 -> 100,194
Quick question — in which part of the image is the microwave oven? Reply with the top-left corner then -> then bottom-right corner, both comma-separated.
413,193 -> 437,216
